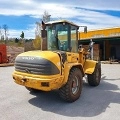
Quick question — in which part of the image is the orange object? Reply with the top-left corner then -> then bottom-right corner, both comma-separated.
0,44 -> 7,63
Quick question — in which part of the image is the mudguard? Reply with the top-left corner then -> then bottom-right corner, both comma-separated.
63,63 -> 84,84
83,60 -> 97,74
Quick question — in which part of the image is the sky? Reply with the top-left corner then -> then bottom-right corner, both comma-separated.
0,0 -> 120,39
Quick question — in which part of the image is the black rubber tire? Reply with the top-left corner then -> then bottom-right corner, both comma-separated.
87,62 -> 101,86
59,68 -> 83,102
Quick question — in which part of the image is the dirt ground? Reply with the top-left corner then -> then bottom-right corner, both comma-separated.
7,46 -> 24,63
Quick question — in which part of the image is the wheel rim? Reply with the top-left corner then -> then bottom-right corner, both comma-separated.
72,76 -> 79,95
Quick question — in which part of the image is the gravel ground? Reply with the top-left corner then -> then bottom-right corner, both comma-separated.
0,64 -> 120,120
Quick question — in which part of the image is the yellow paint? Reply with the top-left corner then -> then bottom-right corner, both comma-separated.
13,47 -> 98,91
47,27 -> 120,42
18,51 -> 61,72
13,71 -> 64,91
12,19 -> 101,92
83,60 -> 97,74
80,27 -> 120,40
63,62 -> 84,84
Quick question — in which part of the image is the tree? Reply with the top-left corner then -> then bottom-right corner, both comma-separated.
43,11 -> 51,23
33,35 -> 41,49
3,24 -> 8,44
15,38 -> 19,43
20,31 -> 24,39
20,31 -> 24,46
33,11 -> 51,50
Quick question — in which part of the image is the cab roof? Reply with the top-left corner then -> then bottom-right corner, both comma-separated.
45,20 -> 79,28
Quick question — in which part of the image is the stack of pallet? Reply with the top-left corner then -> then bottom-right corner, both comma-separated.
82,44 -> 100,60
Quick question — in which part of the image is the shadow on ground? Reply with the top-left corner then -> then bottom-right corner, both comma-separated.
28,75 -> 120,117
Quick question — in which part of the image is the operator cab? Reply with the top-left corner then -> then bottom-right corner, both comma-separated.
44,20 -> 79,53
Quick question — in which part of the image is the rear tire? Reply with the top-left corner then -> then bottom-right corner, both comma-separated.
87,62 -> 101,86
59,68 -> 83,102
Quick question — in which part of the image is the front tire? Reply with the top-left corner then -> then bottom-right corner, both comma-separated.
59,68 -> 83,102
87,62 -> 101,86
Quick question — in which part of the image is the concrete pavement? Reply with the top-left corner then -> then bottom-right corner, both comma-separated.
0,64 -> 120,120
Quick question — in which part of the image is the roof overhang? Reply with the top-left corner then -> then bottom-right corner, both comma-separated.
45,20 -> 79,28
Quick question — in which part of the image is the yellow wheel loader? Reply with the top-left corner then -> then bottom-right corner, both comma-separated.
12,20 -> 101,102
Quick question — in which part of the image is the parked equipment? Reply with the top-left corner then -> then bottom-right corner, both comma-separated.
12,20 -> 101,102
0,44 -> 7,64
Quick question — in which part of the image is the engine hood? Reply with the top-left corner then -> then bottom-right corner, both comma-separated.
18,50 -> 59,59
15,51 -> 61,75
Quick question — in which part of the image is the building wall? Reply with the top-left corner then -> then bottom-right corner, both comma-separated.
79,27 -> 120,61
109,40 -> 120,60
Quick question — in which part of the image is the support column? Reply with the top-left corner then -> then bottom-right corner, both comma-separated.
105,40 -> 110,60
103,40 -> 106,60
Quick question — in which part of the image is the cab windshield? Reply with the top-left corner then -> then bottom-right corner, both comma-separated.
46,23 -> 78,52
